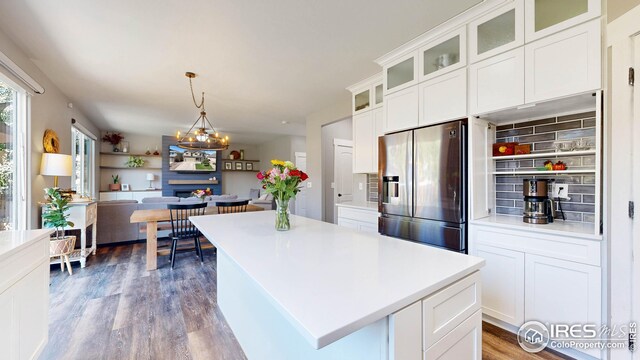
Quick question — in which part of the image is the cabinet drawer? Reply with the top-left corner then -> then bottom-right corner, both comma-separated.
424,310 -> 482,360
337,207 -> 378,224
0,237 -> 48,294
423,271 -> 481,349
472,226 -> 601,266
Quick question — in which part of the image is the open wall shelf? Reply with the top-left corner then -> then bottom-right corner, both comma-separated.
491,149 -> 596,160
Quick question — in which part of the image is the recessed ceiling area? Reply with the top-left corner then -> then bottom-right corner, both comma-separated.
0,0 -> 482,143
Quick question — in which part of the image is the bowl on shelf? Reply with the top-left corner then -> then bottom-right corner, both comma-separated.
574,138 -> 593,150
553,140 -> 575,152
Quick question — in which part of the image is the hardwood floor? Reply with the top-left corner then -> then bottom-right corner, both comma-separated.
41,243 -> 571,360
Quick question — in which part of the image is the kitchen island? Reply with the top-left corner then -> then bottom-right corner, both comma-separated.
190,211 -> 485,360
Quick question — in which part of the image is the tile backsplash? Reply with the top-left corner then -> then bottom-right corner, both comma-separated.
494,111 -> 597,223
367,174 -> 378,203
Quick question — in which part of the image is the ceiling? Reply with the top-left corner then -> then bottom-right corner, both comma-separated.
0,0 -> 482,144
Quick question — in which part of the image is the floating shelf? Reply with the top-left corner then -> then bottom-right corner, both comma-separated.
167,179 -> 219,185
100,166 -> 162,170
493,169 -> 596,175
100,152 -> 161,157
491,150 -> 596,160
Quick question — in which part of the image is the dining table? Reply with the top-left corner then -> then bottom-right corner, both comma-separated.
130,204 -> 265,271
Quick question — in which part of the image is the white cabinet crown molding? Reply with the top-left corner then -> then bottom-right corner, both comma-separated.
375,0 -> 509,67
346,73 -> 382,93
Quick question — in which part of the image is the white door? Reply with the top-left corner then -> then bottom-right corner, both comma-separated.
384,85 -> 419,133
608,10 -> 640,359
294,152 -> 307,217
418,68 -> 467,126
334,140 -> 354,223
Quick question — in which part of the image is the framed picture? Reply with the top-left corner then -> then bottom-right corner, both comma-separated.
224,162 -> 232,170
246,162 -> 253,171
235,162 -> 243,170
121,184 -> 130,191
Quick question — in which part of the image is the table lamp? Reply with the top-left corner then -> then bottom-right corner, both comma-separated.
40,153 -> 72,188
146,173 -> 155,189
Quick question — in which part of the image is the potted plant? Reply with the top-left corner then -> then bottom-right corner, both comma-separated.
102,132 -> 124,152
125,156 -> 145,168
43,187 -> 76,274
109,174 -> 121,191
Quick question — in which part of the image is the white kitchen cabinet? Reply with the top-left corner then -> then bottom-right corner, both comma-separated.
99,190 -> 162,202
469,47 -> 525,115
424,310 -> 482,360
419,27 -> 466,82
474,244 -> 524,326
337,205 -> 379,234
384,51 -> 419,94
348,74 -> 383,116
0,230 -> 52,360
418,68 -> 467,127
469,0 -> 524,63
390,301 -> 422,360
525,19 -> 601,103
525,0 -> 601,42
353,108 -> 382,174
525,254 -> 601,353
384,85 -> 419,133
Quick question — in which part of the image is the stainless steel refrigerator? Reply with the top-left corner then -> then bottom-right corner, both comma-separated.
378,119 -> 467,253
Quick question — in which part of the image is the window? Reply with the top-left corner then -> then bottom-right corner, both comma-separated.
71,127 -> 95,197
0,75 -> 28,230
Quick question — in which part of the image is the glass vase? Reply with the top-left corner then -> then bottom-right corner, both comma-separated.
275,198 -> 290,231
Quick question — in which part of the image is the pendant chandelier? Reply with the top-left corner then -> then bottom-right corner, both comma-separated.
175,72 -> 229,150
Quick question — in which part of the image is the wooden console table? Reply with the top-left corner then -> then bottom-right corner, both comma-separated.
41,201 -> 97,268
130,204 -> 264,271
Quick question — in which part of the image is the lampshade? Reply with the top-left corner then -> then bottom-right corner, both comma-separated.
40,153 -> 72,177
146,173 -> 155,181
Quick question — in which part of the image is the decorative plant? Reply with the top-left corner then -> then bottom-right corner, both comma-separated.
125,156 -> 145,168
256,160 -> 308,230
101,132 -> 124,145
191,188 -> 212,201
43,188 -> 75,240
112,174 -> 120,184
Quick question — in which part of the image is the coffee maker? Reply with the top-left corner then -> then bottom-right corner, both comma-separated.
523,179 -> 555,224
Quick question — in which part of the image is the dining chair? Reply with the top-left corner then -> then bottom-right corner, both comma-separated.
216,199 -> 249,214
167,202 -> 207,268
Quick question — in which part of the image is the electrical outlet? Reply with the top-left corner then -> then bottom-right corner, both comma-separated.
553,184 -> 569,199
306,182 -> 312,188
358,183 -> 363,190
330,182 -> 335,189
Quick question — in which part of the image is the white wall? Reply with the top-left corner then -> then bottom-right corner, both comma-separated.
99,132 -> 162,192
608,0 -> 640,22
304,100 -> 352,221
0,27 -> 101,228
220,143 -> 261,197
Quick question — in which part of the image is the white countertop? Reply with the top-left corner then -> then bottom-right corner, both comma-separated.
190,211 -> 484,349
335,201 -> 378,211
0,229 -> 53,261
472,215 -> 601,240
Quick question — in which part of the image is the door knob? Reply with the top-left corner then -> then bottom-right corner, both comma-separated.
338,193 -> 342,197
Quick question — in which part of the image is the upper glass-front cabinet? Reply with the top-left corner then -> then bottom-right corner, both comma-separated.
419,27 -> 466,82
525,0 -> 600,42
469,0 -> 524,63
348,74 -> 383,115
384,52 -> 418,93
375,84 -> 383,106
354,89 -> 370,113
